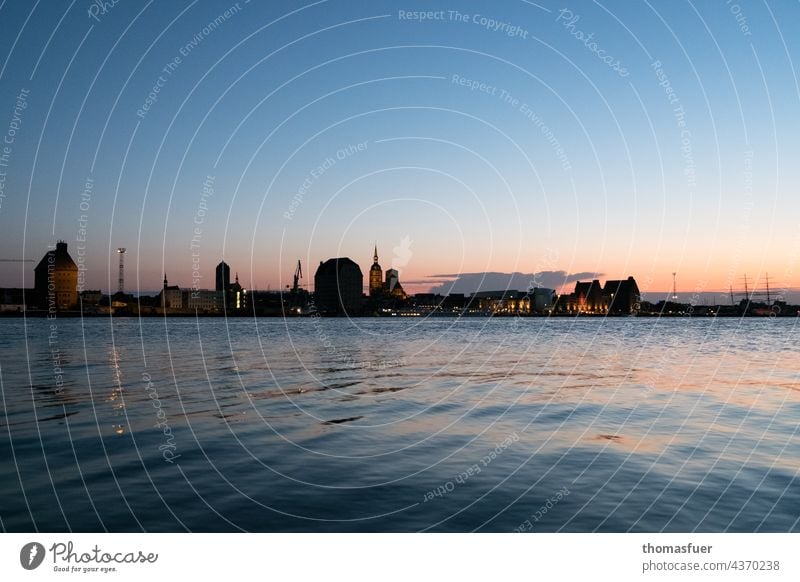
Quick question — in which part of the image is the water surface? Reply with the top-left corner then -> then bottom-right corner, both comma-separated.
1,316 -> 798,532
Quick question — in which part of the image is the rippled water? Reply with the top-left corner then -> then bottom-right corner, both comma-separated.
1,316 -> 798,532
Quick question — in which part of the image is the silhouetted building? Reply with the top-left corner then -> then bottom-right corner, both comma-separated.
34,241 -> 78,309
0,288 -> 29,312
216,261 -> 247,310
559,279 -> 605,313
558,277 -> 640,314
384,268 -> 406,299
366,246 -> 408,301
531,288 -> 556,313
187,289 -> 220,311
603,277 -> 641,314
412,293 -> 442,309
216,261 -> 230,292
227,273 -> 247,310
314,257 -> 363,314
215,261 -> 246,310
250,291 -> 282,315
385,268 -> 398,292
369,246 -> 382,297
159,274 -> 183,309
471,290 -> 530,313
442,293 -> 467,311
80,290 -> 104,306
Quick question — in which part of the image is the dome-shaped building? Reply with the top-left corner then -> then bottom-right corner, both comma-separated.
314,257 -> 363,314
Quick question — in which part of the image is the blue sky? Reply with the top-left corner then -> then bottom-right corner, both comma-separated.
0,0 -> 798,297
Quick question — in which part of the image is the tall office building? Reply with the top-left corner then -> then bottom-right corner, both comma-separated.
215,261 -> 230,292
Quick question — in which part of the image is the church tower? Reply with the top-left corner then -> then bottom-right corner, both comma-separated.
369,244 -> 383,296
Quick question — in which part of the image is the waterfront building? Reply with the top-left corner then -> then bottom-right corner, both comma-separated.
186,289 -> 221,311
411,293 -> 442,309
559,279 -> 605,313
314,257 -> 363,314
227,273 -> 247,310
250,290 -> 282,315
531,287 -> 556,314
80,290 -> 104,306
384,268 -> 406,299
160,274 -> 183,309
385,268 -> 398,292
369,246 -> 382,296
603,277 -> 641,314
366,246 -> 408,301
34,241 -> 78,309
215,261 -> 230,292
217,261 -> 248,310
471,290 -> 531,314
0,288 -> 29,312
442,293 -> 468,312
558,277 -> 640,314
215,261 -> 247,310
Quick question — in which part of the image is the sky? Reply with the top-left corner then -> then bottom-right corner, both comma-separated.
0,0 -> 799,299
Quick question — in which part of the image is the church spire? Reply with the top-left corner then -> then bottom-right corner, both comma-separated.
369,243 -> 383,297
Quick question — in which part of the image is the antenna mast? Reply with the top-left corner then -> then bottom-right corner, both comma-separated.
765,272 -> 772,304
116,248 -> 126,294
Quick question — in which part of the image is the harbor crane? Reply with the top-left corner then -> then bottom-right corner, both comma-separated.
292,260 -> 303,295
284,260 -> 306,313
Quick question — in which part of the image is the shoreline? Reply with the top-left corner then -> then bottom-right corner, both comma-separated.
1,310 -> 796,319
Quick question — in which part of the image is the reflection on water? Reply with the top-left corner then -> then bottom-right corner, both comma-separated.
0,317 -> 798,532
